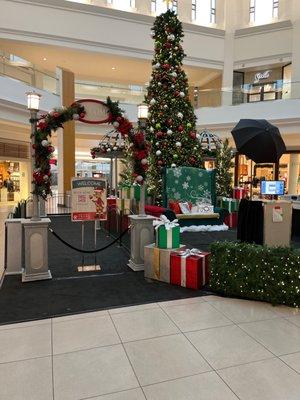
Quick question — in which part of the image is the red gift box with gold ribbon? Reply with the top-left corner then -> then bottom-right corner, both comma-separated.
170,249 -> 210,290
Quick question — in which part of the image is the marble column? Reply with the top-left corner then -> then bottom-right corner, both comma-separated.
128,215 -> 155,271
22,218 -> 52,282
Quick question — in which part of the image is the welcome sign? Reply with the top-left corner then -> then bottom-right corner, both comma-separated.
71,177 -> 107,221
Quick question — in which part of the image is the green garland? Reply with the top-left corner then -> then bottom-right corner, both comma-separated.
33,103 -> 85,199
210,241 -> 300,307
91,97 -> 149,184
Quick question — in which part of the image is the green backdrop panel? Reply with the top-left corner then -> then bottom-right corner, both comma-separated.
163,167 -> 217,207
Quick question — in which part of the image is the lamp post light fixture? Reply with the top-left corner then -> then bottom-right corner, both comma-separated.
137,103 -> 149,129
137,103 -> 149,217
26,91 -> 42,221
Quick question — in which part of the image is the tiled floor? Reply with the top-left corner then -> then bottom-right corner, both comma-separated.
0,295 -> 300,400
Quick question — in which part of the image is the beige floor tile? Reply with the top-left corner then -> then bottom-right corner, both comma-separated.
271,305 -> 300,317
211,298 -> 278,323
219,358 -> 300,400
85,388 -> 146,399
109,303 -> 159,315
52,314 -> 120,354
186,325 -> 273,369
52,309 -> 108,323
280,352 -> 300,374
0,318 -> 51,331
158,297 -> 204,309
239,318 -> 300,356
53,345 -> 138,400
0,357 -> 52,400
143,371 -> 238,400
163,301 -> 232,332
111,308 -> 179,342
124,334 -> 211,386
201,295 -> 228,303
0,323 -> 51,363
287,315 -> 300,328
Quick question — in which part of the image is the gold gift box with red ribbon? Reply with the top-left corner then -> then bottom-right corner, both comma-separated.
144,244 -> 186,283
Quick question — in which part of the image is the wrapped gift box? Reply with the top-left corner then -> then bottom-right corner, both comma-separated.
233,187 -> 247,200
170,249 -> 210,290
116,198 -> 131,215
220,198 -> 239,213
224,212 -> 238,228
144,244 -> 186,283
156,225 -> 180,249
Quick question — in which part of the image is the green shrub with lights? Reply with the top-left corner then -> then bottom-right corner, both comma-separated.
210,241 -> 300,307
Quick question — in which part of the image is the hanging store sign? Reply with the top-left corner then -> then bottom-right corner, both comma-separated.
74,99 -> 111,124
253,70 -> 271,84
71,177 -> 107,221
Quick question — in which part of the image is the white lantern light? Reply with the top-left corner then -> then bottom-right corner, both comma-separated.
138,103 -> 149,121
26,91 -> 41,111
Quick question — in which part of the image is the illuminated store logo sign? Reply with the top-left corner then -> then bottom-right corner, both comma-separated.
254,70 -> 271,83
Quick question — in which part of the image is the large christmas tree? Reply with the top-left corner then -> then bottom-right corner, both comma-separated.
146,9 -> 203,203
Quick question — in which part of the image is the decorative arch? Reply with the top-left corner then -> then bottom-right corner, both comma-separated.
33,97 -> 148,198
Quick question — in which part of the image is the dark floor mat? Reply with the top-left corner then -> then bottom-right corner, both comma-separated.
0,215 -> 237,325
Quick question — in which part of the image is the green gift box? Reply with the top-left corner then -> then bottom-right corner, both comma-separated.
221,198 -> 239,213
131,184 -> 141,201
156,225 -> 180,249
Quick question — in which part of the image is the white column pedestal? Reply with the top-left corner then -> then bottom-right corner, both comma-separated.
128,215 -> 155,271
22,218 -> 52,282
5,219 -> 23,275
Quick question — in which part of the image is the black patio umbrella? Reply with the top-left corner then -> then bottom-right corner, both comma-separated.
231,119 -> 286,163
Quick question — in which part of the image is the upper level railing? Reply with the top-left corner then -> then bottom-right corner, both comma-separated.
1,51 -> 300,109
0,53 -> 58,95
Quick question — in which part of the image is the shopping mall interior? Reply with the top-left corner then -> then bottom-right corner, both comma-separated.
0,1 -> 300,399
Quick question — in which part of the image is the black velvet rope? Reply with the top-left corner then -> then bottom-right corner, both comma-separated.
49,227 -> 130,254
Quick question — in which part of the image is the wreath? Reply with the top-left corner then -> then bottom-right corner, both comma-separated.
33,102 -> 85,199
91,97 -> 149,184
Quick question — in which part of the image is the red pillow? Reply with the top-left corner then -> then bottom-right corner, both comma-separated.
168,200 -> 181,214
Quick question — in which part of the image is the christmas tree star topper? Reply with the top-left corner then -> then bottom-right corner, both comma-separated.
163,0 -> 173,8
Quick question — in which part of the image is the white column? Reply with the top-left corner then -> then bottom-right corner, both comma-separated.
221,0 -> 239,106
288,153 -> 300,194
178,0 -> 192,23
135,0 -> 151,15
291,0 -> 300,98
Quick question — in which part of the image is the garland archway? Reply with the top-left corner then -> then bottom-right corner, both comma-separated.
33,97 -> 148,198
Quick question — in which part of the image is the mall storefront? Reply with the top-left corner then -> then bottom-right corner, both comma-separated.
0,140 -> 31,205
235,152 -> 300,197
233,63 -> 292,104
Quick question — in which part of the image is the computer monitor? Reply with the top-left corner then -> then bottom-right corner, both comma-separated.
261,180 -> 285,196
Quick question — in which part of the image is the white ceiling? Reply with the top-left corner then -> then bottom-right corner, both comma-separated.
0,39 -> 221,86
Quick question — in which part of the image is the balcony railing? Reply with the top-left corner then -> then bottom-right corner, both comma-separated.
75,81 -> 146,104
1,52 -> 300,110
0,53 -> 58,95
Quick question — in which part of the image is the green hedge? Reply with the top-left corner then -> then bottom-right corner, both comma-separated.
210,241 -> 300,307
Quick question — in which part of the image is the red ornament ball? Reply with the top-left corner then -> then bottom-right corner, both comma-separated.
156,131 -> 164,138
79,112 -> 85,118
53,112 -> 60,118
189,132 -> 197,139
163,63 -> 170,70
178,125 -> 184,132
157,160 -> 164,166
